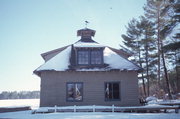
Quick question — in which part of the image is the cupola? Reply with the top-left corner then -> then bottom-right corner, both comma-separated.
77,28 -> 96,42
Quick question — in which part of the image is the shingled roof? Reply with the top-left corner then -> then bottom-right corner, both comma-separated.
34,28 -> 142,75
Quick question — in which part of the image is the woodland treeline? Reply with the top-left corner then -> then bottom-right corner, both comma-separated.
122,0 -> 179,99
0,91 -> 40,100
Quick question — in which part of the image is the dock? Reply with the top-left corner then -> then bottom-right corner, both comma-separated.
0,106 -> 31,113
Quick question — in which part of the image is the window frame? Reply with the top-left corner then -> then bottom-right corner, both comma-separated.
77,50 -> 90,65
76,49 -> 104,66
90,50 -> 103,65
66,82 -> 83,102
104,82 -> 121,101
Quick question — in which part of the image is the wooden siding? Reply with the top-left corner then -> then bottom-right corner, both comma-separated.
40,71 -> 139,107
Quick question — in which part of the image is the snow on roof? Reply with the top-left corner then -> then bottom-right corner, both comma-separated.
35,46 -> 71,71
73,41 -> 105,48
34,45 -> 140,73
104,47 -> 140,70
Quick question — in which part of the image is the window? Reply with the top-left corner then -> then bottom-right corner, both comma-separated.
91,51 -> 102,64
105,82 -> 120,101
67,82 -> 83,101
77,51 -> 89,65
77,50 -> 103,65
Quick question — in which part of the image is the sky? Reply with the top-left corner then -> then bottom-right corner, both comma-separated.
0,0 -> 146,92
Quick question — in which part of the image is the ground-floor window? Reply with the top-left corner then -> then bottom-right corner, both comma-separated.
67,82 -> 83,101
105,82 -> 120,101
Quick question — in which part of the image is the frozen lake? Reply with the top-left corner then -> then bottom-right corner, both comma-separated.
0,99 -> 39,109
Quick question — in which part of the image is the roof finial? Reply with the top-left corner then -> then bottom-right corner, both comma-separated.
85,21 -> 89,28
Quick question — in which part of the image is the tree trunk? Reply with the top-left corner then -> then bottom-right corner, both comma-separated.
145,31 -> 150,96
176,66 -> 180,93
145,44 -> 150,96
138,48 -> 146,97
160,40 -> 172,99
141,73 -> 146,97
175,51 -> 180,93
157,11 -> 161,89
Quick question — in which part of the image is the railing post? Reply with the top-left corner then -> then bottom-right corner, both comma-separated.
175,108 -> 179,113
74,105 -> 76,112
112,104 -> 114,112
93,105 -> 95,112
54,105 -> 57,113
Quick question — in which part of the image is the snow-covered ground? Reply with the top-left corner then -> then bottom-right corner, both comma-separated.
0,111 -> 180,119
0,99 -> 180,119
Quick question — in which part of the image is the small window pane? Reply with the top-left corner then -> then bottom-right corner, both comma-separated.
74,84 -> 83,101
113,83 -> 120,99
67,84 -> 74,101
91,51 -> 102,64
105,82 -> 120,100
78,51 -> 89,65
67,83 -> 83,101
105,83 -> 110,99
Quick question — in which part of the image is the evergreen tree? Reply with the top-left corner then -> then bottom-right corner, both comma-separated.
122,17 -> 156,97
160,0 -> 180,93
0,91 -> 40,99
144,0 -> 172,99
122,18 -> 147,97
137,16 -> 156,96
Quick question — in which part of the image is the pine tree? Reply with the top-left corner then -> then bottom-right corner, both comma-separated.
161,0 -> 180,93
137,16 -> 156,96
122,17 -> 157,97
122,18 -> 147,97
144,0 -> 172,99
144,0 -> 163,88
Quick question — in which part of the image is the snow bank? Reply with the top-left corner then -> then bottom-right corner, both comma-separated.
36,46 -> 71,71
0,111 -> 180,119
146,96 -> 158,102
158,100 -> 180,105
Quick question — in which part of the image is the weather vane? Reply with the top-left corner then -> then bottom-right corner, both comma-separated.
85,21 -> 89,28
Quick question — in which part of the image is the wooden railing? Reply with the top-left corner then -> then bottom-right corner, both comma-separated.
32,105 -> 180,114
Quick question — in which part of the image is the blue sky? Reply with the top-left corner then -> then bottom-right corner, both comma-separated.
0,0 -> 146,92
